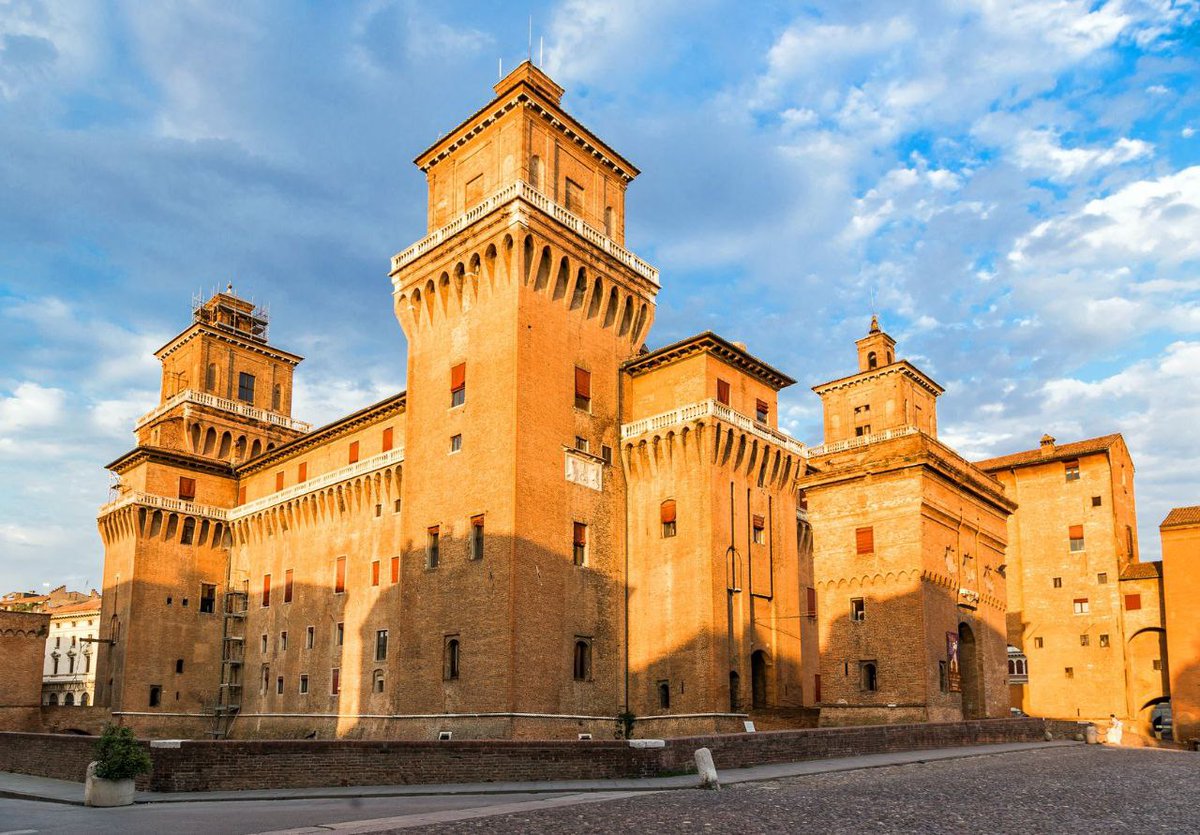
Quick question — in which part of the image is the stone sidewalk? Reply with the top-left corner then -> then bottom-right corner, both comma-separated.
0,739 -> 1077,807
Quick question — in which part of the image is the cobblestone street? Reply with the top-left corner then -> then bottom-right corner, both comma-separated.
425,746 -> 1198,834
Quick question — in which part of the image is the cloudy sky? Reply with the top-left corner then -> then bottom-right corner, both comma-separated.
1,0 -> 1198,592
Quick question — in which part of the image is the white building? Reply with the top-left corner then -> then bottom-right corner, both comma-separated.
42,597 -> 102,706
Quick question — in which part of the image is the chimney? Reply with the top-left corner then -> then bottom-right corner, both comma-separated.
1040,434 -> 1056,449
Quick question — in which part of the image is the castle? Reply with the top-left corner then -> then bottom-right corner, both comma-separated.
92,64 -> 1193,742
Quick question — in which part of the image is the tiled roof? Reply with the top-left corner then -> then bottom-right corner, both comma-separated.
1120,561 -> 1163,581
48,598 -> 102,616
1161,505 -> 1200,529
976,434 -> 1124,472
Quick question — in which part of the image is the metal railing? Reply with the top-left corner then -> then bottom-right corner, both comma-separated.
389,180 -> 660,287
135,389 -> 312,433
621,399 -> 808,458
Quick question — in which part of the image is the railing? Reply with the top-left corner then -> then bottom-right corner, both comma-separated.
806,425 -> 920,456
227,447 -> 406,520
621,399 -> 808,458
135,389 -> 312,433
98,491 -> 230,521
389,180 -> 660,287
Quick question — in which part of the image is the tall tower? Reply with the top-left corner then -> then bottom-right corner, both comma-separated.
388,63 -> 659,730
96,289 -> 307,722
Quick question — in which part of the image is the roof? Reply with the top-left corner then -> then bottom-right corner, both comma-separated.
1161,505 -> 1200,529
976,434 -> 1124,472
811,359 -> 944,398
49,598 -> 102,617
622,331 -> 795,389
1121,561 -> 1163,581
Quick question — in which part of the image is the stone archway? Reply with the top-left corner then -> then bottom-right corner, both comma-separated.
959,621 -> 985,719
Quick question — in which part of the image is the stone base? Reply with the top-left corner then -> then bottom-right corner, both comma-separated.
84,762 -> 135,807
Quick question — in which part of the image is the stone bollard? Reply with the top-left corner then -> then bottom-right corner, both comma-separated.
1085,725 -> 1098,744
694,747 -> 720,790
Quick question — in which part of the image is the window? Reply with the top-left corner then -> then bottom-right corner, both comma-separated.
1153,659 -> 1163,671
1065,667 -> 1074,679
450,434 -> 462,453
237,372 -> 255,403
149,685 -> 162,707
855,425 -> 872,437
1100,634 -> 1110,648
394,498 -> 402,513
275,471 -> 285,491
298,462 -> 307,482
859,661 -> 878,692
470,515 -> 485,560
939,661 -> 949,693
1064,459 -> 1080,481
658,681 -> 670,709
573,522 -> 588,566
451,362 -> 466,407
261,634 -> 268,653
205,363 -> 217,391
382,427 -> 394,452
178,477 -> 196,501
604,206 -> 614,237
1092,495 -> 1102,507
349,441 -> 360,464
806,586 -> 817,618
1126,525 -> 1135,557
850,597 -> 866,621
661,500 -> 677,538
1034,636 -> 1044,648
444,638 -> 460,680
52,655 -> 59,675
854,404 -> 871,415
272,384 -> 282,411
373,669 -> 385,693
565,177 -> 584,214
276,676 -> 284,695
601,445 -> 613,466
262,574 -> 271,607
1125,593 -> 1142,611
574,367 -> 591,411
284,569 -> 294,603
375,629 -> 388,661
573,639 -> 592,681
239,486 -> 247,505
180,517 -> 195,545
529,154 -> 542,189
814,674 -> 822,704
716,379 -> 731,406
200,583 -> 216,613
371,560 -> 380,587
1069,525 -> 1085,552
1053,577 -> 1063,588
855,526 -> 874,555
391,555 -> 400,583
299,674 -> 309,695
1073,598 -> 1089,614
427,526 -> 440,568
331,668 -> 341,695
1097,572 -> 1107,584
280,631 -> 288,651
752,514 -> 766,545
755,399 -> 769,423
574,436 -> 590,453
306,626 -> 315,649
1080,634 -> 1090,647
867,351 -> 878,370
335,556 -> 346,594
335,622 -> 344,647
375,503 -> 382,517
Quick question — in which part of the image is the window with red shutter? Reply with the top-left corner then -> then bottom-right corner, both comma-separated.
297,462 -> 307,482
334,556 -> 346,594
391,555 -> 400,583
382,427 -> 394,452
752,514 -> 766,545
1069,525 -> 1085,552
348,441 -> 360,464
1124,593 -> 1142,611
450,363 -> 466,407
275,471 -> 285,491
661,500 -> 677,538
178,477 -> 196,501
574,367 -> 591,410
755,399 -> 769,423
284,569 -> 293,603
573,522 -> 588,565
238,486 -> 247,505
855,527 -> 874,554
371,560 -> 380,587
806,587 -> 817,618
262,574 -> 271,607
716,379 -> 730,406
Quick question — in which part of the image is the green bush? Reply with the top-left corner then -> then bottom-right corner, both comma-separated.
93,724 -> 152,781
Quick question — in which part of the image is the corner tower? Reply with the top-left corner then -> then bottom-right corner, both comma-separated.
388,63 -> 659,734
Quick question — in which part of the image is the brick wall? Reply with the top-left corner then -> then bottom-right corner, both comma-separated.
0,718 -> 1078,791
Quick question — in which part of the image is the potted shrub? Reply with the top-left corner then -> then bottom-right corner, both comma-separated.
85,724 -> 151,807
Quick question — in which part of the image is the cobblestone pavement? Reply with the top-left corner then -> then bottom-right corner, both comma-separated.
421,746 -> 1199,834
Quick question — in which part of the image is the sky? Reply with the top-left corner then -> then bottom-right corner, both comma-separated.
1,0 -> 1199,593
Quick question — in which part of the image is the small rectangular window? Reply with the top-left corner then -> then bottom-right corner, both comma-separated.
1099,634 -> 1110,647
1053,577 -> 1063,588
1073,598 -> 1089,614
850,597 -> 865,621
1097,572 -> 1107,584
262,574 -> 271,607
238,486 -> 247,505
565,177 -> 584,214
573,522 -> 588,566
275,471 -> 285,491
939,660 -> 948,693
299,674 -> 309,694
306,626 -> 314,649
149,685 -> 162,707
1080,634 -> 1089,647
391,555 -> 400,583
716,379 -> 731,405
661,500 -> 677,538
175,658 -> 184,674
335,622 -> 344,647
199,583 -> 216,614
1034,636 -> 1044,648
331,668 -> 341,695
284,569 -> 294,603
855,526 -> 874,555
575,436 -> 590,453
394,498 -> 402,513
371,560 -> 380,587
451,363 -> 466,407
382,426 -> 394,452
280,631 -> 288,651
1065,667 -> 1074,679
238,372 -> 255,404
276,676 -> 284,695
1069,525 -> 1085,552
375,629 -> 388,661
335,556 -> 346,594
178,477 -> 196,501
444,637 -> 461,680
752,514 -> 766,545
349,441 -> 360,464
601,445 -> 613,466
298,462 -> 307,482
1153,659 -> 1163,671
450,434 -> 462,453
1064,460 -> 1080,481
574,367 -> 591,411
859,661 -> 878,692
428,526 -> 440,568
755,399 -> 769,423
806,586 -> 817,618
1091,495 -> 1102,507
470,515 -> 485,560
1125,593 -> 1142,611
261,634 -> 268,654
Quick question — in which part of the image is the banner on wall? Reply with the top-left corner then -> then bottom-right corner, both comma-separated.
947,631 -> 961,693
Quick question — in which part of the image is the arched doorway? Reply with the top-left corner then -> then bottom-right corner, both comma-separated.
959,622 -> 984,719
751,651 -> 769,709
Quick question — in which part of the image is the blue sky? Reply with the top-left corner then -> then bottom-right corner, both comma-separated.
2,0 -> 1199,592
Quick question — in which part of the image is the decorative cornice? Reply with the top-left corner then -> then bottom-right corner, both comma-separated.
105,445 -> 236,478
623,331 -> 795,389
135,389 -> 312,433
229,448 -> 404,521
97,490 -> 230,522
811,360 -> 944,398
622,398 -> 807,459
154,323 -> 303,365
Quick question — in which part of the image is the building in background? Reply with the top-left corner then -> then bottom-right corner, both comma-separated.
978,435 -> 1168,734
1,585 -> 98,613
0,611 -> 49,732
41,597 -> 103,707
1161,506 -> 1200,744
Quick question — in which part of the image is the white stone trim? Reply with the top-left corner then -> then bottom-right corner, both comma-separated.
621,399 -> 808,459
806,425 -> 921,456
136,388 -> 312,433
97,491 -> 230,521
228,448 -> 405,521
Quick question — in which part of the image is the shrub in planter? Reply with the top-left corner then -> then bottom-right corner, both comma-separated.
85,724 -> 151,807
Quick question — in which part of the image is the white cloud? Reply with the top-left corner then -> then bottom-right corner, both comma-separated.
0,382 -> 66,432
1010,129 -> 1153,180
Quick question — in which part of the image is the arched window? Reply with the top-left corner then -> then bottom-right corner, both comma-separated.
573,640 -> 591,681
181,517 -> 196,545
80,693 -> 89,706
444,638 -> 460,680
860,661 -> 878,692
868,351 -> 878,370
48,693 -> 58,706
64,692 -> 75,706
373,669 -> 385,693
658,681 -> 670,709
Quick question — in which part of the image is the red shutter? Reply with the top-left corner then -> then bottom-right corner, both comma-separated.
390,556 -> 399,583
284,569 -> 293,603
238,486 -> 247,505
806,586 -> 817,615
262,574 -> 271,607
297,462 -> 307,482
472,515 -> 485,528
716,379 -> 730,405
178,477 -> 196,501
335,556 -> 346,594
660,500 -> 677,524
331,668 -> 340,695
1069,525 -> 1084,539
382,427 -> 394,452
573,522 -> 587,546
752,514 -> 766,529
856,527 -> 874,554
275,471 -> 285,491
450,363 -> 466,392
1125,593 -> 1142,611
575,367 -> 591,398
371,560 -> 380,587
348,441 -> 360,464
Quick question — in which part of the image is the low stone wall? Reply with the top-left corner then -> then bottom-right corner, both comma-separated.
40,706 -> 112,735
0,718 -> 1080,792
